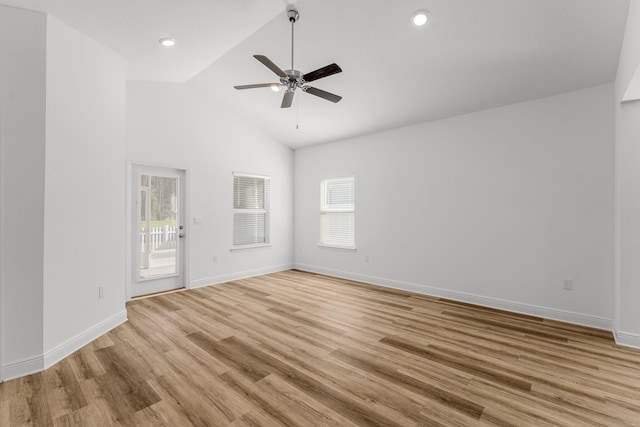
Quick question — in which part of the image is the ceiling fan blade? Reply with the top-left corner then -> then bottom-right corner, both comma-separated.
281,91 -> 295,108
254,55 -> 286,78
304,86 -> 342,103
234,83 -> 278,90
303,63 -> 342,82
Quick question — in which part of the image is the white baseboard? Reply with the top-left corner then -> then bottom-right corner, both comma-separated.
1,354 -> 44,382
1,310 -> 127,382
43,309 -> 128,370
190,263 -> 294,289
613,330 -> 640,349
295,263 -> 614,332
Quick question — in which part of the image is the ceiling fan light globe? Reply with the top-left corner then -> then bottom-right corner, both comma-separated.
270,84 -> 281,92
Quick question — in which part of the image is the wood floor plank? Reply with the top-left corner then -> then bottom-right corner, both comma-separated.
230,327 -> 448,426
256,373 -> 360,427
44,362 -> 87,420
2,269 -> 640,426
150,372 -> 233,426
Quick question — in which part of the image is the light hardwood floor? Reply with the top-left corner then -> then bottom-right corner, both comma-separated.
2,270 -> 640,426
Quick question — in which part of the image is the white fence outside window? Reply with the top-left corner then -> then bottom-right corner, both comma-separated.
140,226 -> 177,269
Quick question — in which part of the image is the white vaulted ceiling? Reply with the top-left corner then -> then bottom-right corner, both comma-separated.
0,0 -> 287,82
0,0 -> 630,148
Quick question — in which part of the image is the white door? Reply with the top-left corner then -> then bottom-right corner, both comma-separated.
132,165 -> 186,297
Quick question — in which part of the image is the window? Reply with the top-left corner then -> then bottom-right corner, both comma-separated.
320,176 -> 355,249
233,172 -> 270,249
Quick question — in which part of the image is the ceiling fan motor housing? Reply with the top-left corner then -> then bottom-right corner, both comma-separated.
282,69 -> 304,91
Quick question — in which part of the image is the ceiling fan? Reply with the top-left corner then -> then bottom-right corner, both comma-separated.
234,8 -> 343,108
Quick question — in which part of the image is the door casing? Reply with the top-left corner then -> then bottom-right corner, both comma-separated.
0,107 -> 5,381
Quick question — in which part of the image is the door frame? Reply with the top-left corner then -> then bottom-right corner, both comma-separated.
0,107 -> 5,381
126,161 -> 190,300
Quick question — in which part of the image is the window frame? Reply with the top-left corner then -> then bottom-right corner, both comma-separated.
319,175 -> 356,250
231,172 -> 271,251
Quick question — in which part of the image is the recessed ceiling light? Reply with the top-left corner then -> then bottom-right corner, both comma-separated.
159,37 -> 176,47
412,10 -> 429,26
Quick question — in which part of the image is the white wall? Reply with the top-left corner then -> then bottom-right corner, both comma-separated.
126,81 -> 293,291
42,17 -> 127,362
295,84 -> 615,329
0,5 -> 47,379
614,1 -> 640,347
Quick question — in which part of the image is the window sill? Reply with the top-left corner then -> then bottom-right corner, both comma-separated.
230,243 -> 272,252
318,243 -> 357,252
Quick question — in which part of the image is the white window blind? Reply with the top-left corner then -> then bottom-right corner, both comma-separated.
320,176 -> 355,249
233,173 -> 270,247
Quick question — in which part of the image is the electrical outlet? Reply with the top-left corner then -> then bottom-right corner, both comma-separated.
562,279 -> 573,290
364,255 -> 370,263
98,286 -> 105,299
213,256 -> 218,263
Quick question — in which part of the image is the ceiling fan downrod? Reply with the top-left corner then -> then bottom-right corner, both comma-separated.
288,8 -> 299,86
